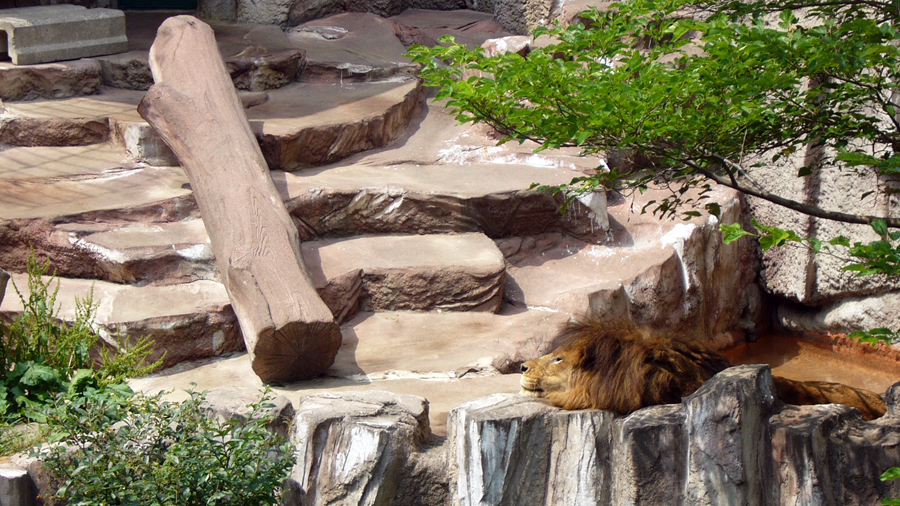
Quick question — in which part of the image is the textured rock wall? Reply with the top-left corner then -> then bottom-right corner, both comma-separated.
745,142 -> 900,338
9,371 -> 900,505
450,366 -> 900,506
586,189 -> 761,345
198,0 -> 466,26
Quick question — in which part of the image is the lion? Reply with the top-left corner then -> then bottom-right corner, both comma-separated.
520,319 -> 887,420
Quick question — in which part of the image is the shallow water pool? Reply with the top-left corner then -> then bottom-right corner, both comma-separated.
722,333 -> 900,395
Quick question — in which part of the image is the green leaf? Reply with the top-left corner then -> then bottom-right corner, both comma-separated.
720,223 -> 753,244
871,219 -> 889,238
828,236 -> 851,247
882,467 -> 900,482
19,363 -> 61,388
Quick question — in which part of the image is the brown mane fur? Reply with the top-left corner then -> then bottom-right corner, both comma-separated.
521,318 -> 887,420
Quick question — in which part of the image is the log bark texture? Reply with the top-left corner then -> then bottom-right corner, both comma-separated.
137,15 -> 341,382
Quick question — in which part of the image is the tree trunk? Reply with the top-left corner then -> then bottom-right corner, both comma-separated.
137,15 -> 341,382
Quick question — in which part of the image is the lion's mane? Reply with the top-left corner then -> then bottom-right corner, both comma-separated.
521,318 -> 887,419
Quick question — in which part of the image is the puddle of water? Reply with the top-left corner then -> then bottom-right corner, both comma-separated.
721,333 -> 900,394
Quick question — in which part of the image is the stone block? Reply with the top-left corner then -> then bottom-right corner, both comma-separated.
0,5 -> 128,65
202,387 -> 295,440
768,404 -> 855,506
0,465 -> 35,506
449,393 -> 615,506
284,391 -> 430,506
112,120 -> 179,166
610,404 -> 687,505
0,59 -> 101,101
683,365 -> 776,506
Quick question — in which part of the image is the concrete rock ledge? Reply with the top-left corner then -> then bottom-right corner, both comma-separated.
6,367 -> 900,505
451,366 -> 900,506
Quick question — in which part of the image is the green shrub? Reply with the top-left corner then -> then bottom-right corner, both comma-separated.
37,388 -> 295,506
0,255 -> 162,424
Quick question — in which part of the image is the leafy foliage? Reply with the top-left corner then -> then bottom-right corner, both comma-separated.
408,0 -> 900,500
0,255 -> 162,425
408,0 -> 900,226
36,388 -> 294,506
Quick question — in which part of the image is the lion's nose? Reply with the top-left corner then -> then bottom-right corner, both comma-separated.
521,364 -> 529,373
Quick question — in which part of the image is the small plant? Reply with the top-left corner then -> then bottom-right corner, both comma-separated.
882,467 -> 900,505
37,388 -> 295,506
0,255 -> 162,425
0,421 -> 49,457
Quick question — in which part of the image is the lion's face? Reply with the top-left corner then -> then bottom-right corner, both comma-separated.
520,345 -> 581,398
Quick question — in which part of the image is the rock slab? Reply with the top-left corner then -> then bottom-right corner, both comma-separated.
0,5 -> 127,65
0,466 -> 35,506
284,391 -> 431,506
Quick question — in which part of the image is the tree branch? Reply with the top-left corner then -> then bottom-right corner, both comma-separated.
681,157 -> 900,227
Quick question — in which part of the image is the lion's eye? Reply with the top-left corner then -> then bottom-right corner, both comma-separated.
552,357 -> 563,364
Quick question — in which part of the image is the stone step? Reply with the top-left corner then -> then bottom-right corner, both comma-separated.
0,232 -> 510,362
56,224 -> 506,313
130,356 -> 525,436
0,10 -> 450,104
330,310 -> 568,379
287,13 -> 421,83
0,144 -> 137,181
275,163 -> 607,241
0,165 -> 193,221
127,308 -> 569,435
0,274 -> 240,368
0,77 -> 422,168
0,59 -> 103,102
0,158 -> 606,270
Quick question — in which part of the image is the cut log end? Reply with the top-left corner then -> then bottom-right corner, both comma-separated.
251,320 -> 343,383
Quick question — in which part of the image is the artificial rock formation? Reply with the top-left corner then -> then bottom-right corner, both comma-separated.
0,59 -> 102,101
284,391 -> 433,506
9,369 -> 900,505
449,365 -> 900,506
137,16 -> 342,382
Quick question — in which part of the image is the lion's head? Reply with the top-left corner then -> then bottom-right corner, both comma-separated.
520,319 -> 732,414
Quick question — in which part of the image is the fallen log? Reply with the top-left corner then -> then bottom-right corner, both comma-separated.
137,16 -> 341,382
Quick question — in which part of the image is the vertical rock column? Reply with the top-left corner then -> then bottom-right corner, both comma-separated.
449,394 -> 615,506
138,16 -> 342,383
683,365 -> 776,506
284,391 -> 431,506
768,404 -> 852,506
610,404 -> 687,506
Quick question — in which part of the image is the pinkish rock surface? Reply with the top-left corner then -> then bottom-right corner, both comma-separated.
0,59 -> 102,101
